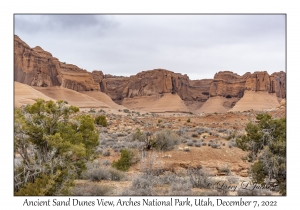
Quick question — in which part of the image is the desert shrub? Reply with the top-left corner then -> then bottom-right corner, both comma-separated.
158,119 -> 162,123
195,142 -> 201,147
110,133 -> 118,139
85,167 -> 111,181
123,109 -> 130,113
187,168 -> 211,189
187,118 -> 191,123
102,160 -> 111,166
153,130 -> 180,151
169,180 -> 192,196
176,127 -> 185,136
112,149 -> 134,171
218,165 -> 231,175
108,167 -> 125,181
218,128 -> 227,133
227,176 -> 239,184
186,141 -> 194,146
132,128 -> 146,141
192,139 -> 198,143
228,139 -> 237,148
122,174 -> 155,196
181,139 -> 188,143
197,127 -> 208,135
72,183 -> 111,196
102,149 -> 110,156
156,173 -> 177,185
202,142 -> 207,146
192,133 -> 198,138
117,132 -> 126,137
89,108 -> 96,113
95,115 -> 107,127
113,146 -> 121,153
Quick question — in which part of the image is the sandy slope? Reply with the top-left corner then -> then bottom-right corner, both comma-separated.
14,82 -> 55,107
33,86 -> 110,109
122,93 -> 190,113
149,93 -> 190,112
79,91 -> 126,110
196,96 -> 240,113
122,95 -> 158,110
229,91 -> 280,112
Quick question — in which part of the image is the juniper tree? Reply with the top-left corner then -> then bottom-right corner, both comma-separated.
14,99 -> 99,195
236,113 -> 286,195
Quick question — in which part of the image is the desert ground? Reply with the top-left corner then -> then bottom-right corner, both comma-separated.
14,82 -> 286,196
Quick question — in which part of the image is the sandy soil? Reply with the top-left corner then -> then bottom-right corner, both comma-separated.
122,93 -> 190,113
14,82 -> 55,107
33,86 -> 111,109
230,91 -> 280,112
80,91 -> 126,110
196,96 -> 240,113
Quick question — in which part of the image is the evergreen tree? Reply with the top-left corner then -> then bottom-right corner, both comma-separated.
236,113 -> 286,195
14,99 -> 99,195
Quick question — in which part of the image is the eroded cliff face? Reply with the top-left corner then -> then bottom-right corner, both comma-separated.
14,35 -> 100,91
14,35 -> 286,110
91,69 -> 213,104
209,71 -> 286,99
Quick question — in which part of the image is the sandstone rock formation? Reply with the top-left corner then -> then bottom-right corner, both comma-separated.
14,35 -> 100,91
209,71 -> 286,99
197,71 -> 286,113
91,69 -> 212,107
14,35 -> 286,113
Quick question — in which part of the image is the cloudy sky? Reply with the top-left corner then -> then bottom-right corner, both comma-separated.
14,14 -> 285,80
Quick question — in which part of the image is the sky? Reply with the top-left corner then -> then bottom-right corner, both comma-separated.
14,14 -> 286,80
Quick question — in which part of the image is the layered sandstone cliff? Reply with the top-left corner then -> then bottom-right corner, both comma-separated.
209,71 -> 286,99
14,35 -> 100,91
91,69 -> 213,106
14,35 -> 286,112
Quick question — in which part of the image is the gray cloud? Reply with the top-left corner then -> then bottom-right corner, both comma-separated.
14,14 -> 285,80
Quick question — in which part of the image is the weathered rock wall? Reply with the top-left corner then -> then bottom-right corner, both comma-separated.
209,71 -> 286,99
14,35 -> 286,109
14,35 -> 100,91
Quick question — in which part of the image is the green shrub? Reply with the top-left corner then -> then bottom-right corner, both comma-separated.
187,118 -> 191,123
95,115 -> 107,127
236,114 -> 286,195
112,149 -> 134,171
14,99 -> 99,195
123,109 -> 130,113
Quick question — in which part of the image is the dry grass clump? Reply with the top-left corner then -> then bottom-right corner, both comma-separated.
72,183 -> 112,196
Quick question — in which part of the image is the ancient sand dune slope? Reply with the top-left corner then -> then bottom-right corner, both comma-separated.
33,86 -> 110,109
14,82 -> 56,107
121,95 -> 158,111
149,93 -> 190,113
196,96 -> 240,113
122,93 -> 190,113
229,90 -> 280,112
79,91 -> 126,110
